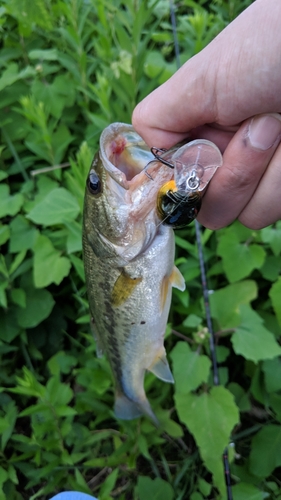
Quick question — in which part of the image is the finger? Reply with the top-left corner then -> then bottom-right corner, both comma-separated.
197,113 -> 281,229
238,141 -> 281,228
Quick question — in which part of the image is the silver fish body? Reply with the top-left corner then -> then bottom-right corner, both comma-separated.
83,123 -> 185,423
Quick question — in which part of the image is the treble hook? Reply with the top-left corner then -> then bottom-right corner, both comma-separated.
145,147 -> 175,180
150,147 -> 174,169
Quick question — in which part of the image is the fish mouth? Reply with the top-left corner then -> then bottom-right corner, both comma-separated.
100,123 -> 154,188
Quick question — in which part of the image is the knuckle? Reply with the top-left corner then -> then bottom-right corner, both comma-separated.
238,209 -> 266,230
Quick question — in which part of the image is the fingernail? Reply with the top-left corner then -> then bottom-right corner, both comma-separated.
249,114 -> 281,150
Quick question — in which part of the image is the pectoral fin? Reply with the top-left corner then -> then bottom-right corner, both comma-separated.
148,353 -> 174,383
111,270 -> 142,307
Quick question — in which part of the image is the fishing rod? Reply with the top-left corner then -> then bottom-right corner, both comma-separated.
168,1 -> 233,498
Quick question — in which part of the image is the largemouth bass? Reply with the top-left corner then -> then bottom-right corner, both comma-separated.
83,123 -> 186,424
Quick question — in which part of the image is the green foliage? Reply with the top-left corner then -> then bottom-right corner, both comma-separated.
1,0 -> 280,499
175,387 -> 239,496
171,342 -> 211,393
136,476 -> 174,500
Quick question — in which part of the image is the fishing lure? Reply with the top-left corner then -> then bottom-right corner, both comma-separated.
146,140 -> 223,228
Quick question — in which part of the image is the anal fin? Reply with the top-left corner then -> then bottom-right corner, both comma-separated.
148,353 -> 174,383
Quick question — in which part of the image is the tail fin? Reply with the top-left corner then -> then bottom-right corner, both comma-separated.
114,391 -> 159,426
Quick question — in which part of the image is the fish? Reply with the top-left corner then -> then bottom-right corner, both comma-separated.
82,122 -> 186,424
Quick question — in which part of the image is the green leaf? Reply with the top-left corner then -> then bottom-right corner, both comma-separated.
227,383 -> 251,412
77,368 -> 111,396
232,482 -> 263,500
0,63 -> 19,92
10,288 -> 26,308
210,280 -> 257,329
51,124 -> 73,164
217,232 -> 265,283
144,51 -> 175,84
7,0 -> 52,31
0,170 -> 8,181
216,346 -> 230,363
0,281 -> 8,308
156,409 -> 183,438
0,255 -> 8,278
261,223 -> 281,256
9,215 -> 39,253
171,342 -> 211,394
178,257 -> 200,282
1,401 -> 17,451
198,478 -> 212,497
74,468 -> 91,494
138,434 -> 151,460
182,314 -> 202,328
0,184 -> 23,218
262,358 -> 281,393
23,175 -> 59,212
260,256 -> 281,282
65,220 -> 82,253
7,464 -> 18,485
0,307 -> 21,342
33,234 -> 71,287
249,424 -> 281,477
27,188 -> 80,226
16,288 -> 55,328
9,250 -> 26,276
175,386 -> 239,496
32,76 -> 75,119
47,351 -> 77,376
190,493 -> 204,500
28,49 -> 58,60
136,476 -> 174,500
269,278 -> 281,327
69,254 -> 85,282
99,468 -> 119,500
45,377 -> 73,406
0,466 -> 8,488
269,394 -> 281,421
232,305 -> 281,362
0,225 -> 10,246
0,419 -> 10,434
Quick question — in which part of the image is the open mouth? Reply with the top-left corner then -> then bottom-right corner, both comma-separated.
103,125 -> 154,182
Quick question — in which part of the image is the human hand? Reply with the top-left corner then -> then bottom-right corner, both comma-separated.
132,0 -> 281,230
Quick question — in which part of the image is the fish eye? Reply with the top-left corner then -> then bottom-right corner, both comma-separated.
87,170 -> 101,195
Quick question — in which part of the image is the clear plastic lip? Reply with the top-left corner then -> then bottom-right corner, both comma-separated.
171,139 -> 223,192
